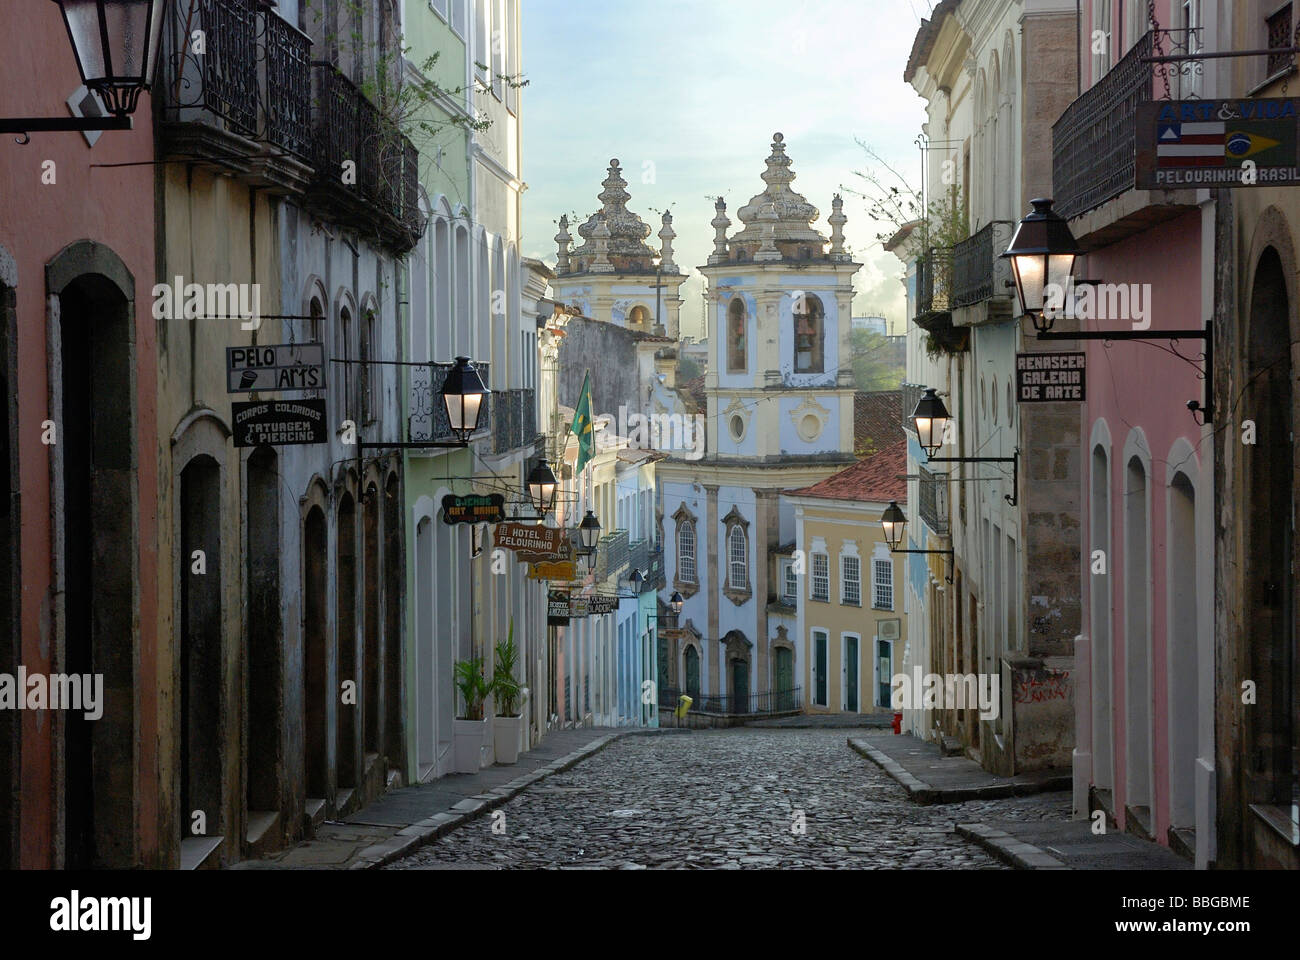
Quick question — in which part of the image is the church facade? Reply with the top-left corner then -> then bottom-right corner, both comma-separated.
657,133 -> 861,708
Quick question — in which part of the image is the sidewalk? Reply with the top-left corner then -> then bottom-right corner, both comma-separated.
746,713 -> 894,729
231,726 -> 635,870
848,731 -> 1070,803
850,731 -> 1192,870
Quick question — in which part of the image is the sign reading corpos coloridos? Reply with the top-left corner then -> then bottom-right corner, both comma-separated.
232,398 -> 328,447
547,590 -> 570,626
441,494 -> 506,525
226,343 -> 326,393
1016,352 -> 1086,402
1136,98 -> 1300,188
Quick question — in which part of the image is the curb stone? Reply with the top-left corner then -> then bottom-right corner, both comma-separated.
363,730 -> 630,869
955,823 -> 1069,870
846,736 -> 1070,806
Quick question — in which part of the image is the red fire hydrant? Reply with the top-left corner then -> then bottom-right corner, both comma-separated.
891,712 -> 903,735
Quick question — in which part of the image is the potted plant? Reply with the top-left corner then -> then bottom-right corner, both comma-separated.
453,657 -> 490,773
492,619 -> 524,764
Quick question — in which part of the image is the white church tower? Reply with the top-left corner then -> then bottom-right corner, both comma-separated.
657,132 -> 861,708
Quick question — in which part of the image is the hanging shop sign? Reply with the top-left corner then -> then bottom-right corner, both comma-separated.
586,594 -> 620,616
495,522 -> 573,563
569,596 -> 590,618
232,398 -> 328,447
1016,352 -> 1085,402
529,560 -> 576,581
226,343 -> 326,393
547,590 -> 571,626
441,494 -> 506,525
1135,98 -> 1300,189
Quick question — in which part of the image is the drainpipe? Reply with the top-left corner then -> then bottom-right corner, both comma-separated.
1076,0 -> 1083,98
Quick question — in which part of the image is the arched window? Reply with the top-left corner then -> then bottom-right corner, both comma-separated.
628,305 -> 651,329
340,305 -> 353,422
727,297 -> 746,373
793,293 -> 824,373
728,525 -> 747,589
360,308 -> 376,424
677,520 -> 696,583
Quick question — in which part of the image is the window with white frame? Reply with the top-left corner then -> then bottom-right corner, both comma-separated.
873,558 -> 894,610
1094,0 -> 1113,79
811,553 -> 829,601
782,560 -> 797,603
728,526 -> 747,589
678,520 -> 697,583
842,554 -> 861,606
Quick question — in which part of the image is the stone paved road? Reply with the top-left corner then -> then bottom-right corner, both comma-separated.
387,728 -> 1069,870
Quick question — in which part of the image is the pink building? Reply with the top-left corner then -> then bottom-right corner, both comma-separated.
1065,0 -> 1215,866
0,2 -> 160,867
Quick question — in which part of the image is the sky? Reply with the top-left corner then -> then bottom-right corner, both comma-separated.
519,0 -> 933,341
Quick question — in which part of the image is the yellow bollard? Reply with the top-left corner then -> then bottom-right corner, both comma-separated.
676,695 -> 693,720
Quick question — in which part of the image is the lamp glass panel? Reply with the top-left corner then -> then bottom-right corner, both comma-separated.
102,1 -> 150,79
1012,253 -> 1046,314
1046,254 -> 1076,303
63,0 -> 107,80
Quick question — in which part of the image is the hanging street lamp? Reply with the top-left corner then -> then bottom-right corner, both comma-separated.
879,501 -> 953,583
3,1 -> 165,139
669,591 -> 684,616
1000,198 -> 1079,333
577,510 -> 602,574
1001,198 -> 1214,422
526,460 -> 558,517
442,356 -> 490,443
909,388 -> 1020,506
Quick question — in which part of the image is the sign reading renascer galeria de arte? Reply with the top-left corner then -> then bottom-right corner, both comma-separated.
232,398 -> 328,447
1016,352 -> 1085,402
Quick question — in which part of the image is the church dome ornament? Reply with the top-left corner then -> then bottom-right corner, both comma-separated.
566,158 -> 659,273
725,132 -> 837,262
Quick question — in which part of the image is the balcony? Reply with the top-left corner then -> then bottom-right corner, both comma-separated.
1051,30 -> 1199,247
487,388 -> 538,455
307,62 -> 423,255
913,248 -> 968,353
158,0 -> 312,190
628,538 -> 649,579
917,465 -> 949,538
408,361 -> 490,446
900,382 -> 924,435
951,221 -> 1014,322
595,529 -> 630,583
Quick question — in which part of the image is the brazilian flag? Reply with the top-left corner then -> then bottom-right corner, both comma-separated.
571,371 -> 594,475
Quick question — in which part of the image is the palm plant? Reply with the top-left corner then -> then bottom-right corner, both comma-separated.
454,658 -> 491,721
492,619 -> 523,718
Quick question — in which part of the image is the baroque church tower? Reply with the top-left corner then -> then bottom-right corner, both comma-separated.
657,132 -> 861,707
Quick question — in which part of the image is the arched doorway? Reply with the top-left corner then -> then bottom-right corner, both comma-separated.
1124,453 -> 1151,819
303,504 -> 329,804
0,253 -> 16,867
245,446 -> 283,829
363,479 -> 380,759
415,515 -> 436,778
54,260 -> 137,868
683,644 -> 700,698
383,472 -> 402,766
773,646 -> 794,711
336,489 -> 358,795
1244,246 -> 1296,816
180,455 -> 223,849
1167,470 -> 1197,829
1091,441 -> 1114,792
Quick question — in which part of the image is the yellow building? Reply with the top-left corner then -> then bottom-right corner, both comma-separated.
786,440 -> 907,716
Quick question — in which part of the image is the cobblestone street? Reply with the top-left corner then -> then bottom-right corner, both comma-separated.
388,729 -> 1070,870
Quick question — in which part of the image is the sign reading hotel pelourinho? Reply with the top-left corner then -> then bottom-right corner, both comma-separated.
232,398 -> 328,447
1136,98 -> 1300,189
1016,352 -> 1085,402
441,494 -> 506,525
547,590 -> 570,626
226,342 -> 326,393
494,522 -> 573,563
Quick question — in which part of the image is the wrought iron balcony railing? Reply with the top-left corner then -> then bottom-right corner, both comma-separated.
951,221 -> 1014,309
595,529 -> 630,582
1052,30 -> 1153,220
628,538 -> 649,579
161,0 -> 259,140
408,361 -> 490,445
915,246 -> 952,317
261,7 -> 312,157
307,61 -> 423,253
901,382 -> 924,435
918,465 -> 949,538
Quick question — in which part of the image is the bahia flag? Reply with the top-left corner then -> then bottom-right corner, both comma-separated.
571,370 -> 595,475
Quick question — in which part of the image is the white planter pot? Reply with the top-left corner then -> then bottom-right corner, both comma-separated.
453,718 -> 487,773
493,715 -> 523,764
